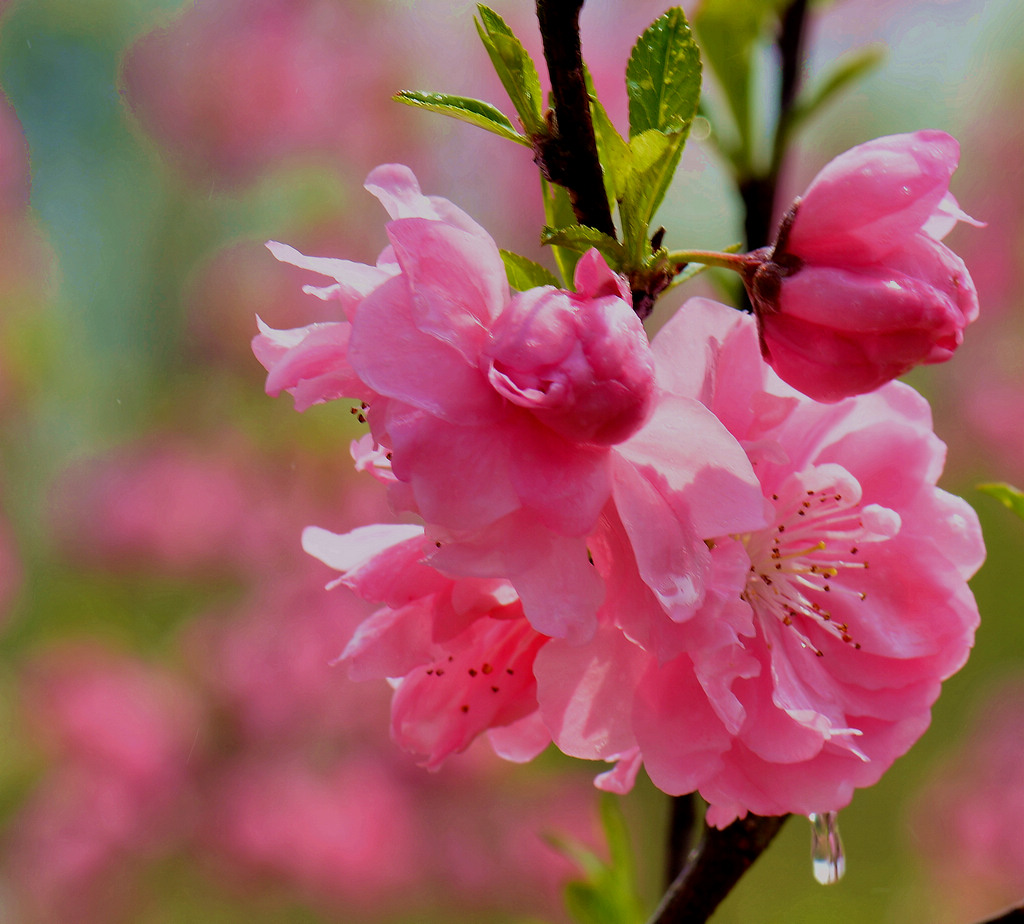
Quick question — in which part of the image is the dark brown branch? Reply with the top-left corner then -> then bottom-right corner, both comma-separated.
663,794 -> 697,890
534,0 -> 616,238
972,905 -> 1024,924
741,0 -> 811,251
648,814 -> 789,924
777,0 -> 809,121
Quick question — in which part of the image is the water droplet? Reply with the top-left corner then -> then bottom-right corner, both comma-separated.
808,811 -> 846,885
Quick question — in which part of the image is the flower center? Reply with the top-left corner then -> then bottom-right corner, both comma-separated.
740,466 -> 891,657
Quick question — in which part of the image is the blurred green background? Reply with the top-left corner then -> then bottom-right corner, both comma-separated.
0,0 -> 1021,922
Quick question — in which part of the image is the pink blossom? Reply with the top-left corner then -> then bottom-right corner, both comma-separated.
0,510 -> 20,622
537,298 -> 982,825
260,166 -> 768,644
122,0 -> 414,185
50,439 -> 272,577
909,679 -> 1024,922
418,767 -> 599,917
7,647 -> 201,922
203,756 -> 420,911
303,523 -> 551,770
747,131 -> 980,402
484,261 -> 655,444
184,566 -> 387,745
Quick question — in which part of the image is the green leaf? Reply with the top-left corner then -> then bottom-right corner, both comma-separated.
394,91 -> 529,146
541,176 -> 581,284
626,7 -> 702,138
630,130 -> 684,224
783,45 -> 885,142
500,249 -> 560,290
599,795 -> 637,890
549,795 -> 645,924
589,93 -> 631,204
978,482 -> 1024,521
584,66 -> 631,213
618,129 -> 684,263
476,5 -> 545,136
694,0 -> 778,164
564,881 -> 619,924
540,224 -> 626,266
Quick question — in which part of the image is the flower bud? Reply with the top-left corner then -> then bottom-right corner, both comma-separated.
747,131 -> 979,402
484,250 -> 655,444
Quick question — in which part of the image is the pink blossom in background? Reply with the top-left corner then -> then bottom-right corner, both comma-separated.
747,131 -> 980,402
122,0 -> 414,185
48,434 -> 391,580
51,441 -> 255,576
21,647 -> 201,782
202,755 -> 420,913
6,600 -> 597,921
416,762 -> 598,917
184,565 -> 386,746
909,679 -> 1024,923
0,511 -> 20,622
537,299 -> 982,825
258,165 -> 766,646
6,647 -> 201,923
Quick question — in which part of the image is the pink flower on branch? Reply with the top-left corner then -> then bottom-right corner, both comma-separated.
747,130 -> 980,402
537,299 -> 983,825
257,166 -> 764,644
303,523 -> 551,770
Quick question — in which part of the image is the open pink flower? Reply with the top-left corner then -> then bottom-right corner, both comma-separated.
537,298 -> 983,825
747,131 -> 980,401
302,523 -> 552,770
257,166 -> 764,643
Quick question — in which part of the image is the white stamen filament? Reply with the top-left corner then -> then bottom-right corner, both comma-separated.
740,479 -> 877,654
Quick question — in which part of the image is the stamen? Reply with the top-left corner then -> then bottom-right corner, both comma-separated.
739,476 -> 879,654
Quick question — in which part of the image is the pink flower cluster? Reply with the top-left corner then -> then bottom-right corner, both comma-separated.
256,151 -> 982,825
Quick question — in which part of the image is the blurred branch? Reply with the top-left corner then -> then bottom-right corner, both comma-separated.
973,905 -> 1024,924
534,0 -> 617,238
648,814 -> 789,924
742,0 -> 810,251
663,794 -> 697,889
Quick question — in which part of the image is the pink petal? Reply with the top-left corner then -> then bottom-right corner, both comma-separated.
384,408 -> 520,532
266,241 -> 390,320
788,130 -> 960,265
386,218 -> 508,355
389,616 -> 547,770
535,627 -> 646,760
487,711 -> 551,763
617,394 -> 767,538
610,451 -> 710,617
340,600 -> 437,682
364,164 -> 489,239
594,748 -> 643,793
349,275 -> 502,424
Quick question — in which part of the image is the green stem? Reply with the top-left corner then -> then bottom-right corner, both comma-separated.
665,249 -> 754,274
